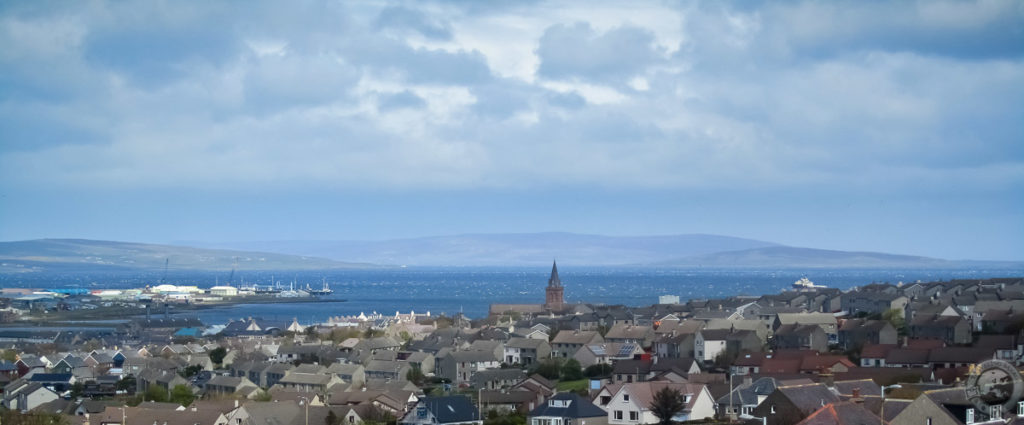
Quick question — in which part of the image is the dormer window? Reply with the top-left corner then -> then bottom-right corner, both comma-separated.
548,399 -> 571,408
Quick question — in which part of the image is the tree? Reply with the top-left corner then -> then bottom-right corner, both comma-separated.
325,410 -> 342,425
70,381 -> 84,398
407,367 -> 426,386
530,360 -> 561,380
254,390 -> 273,402
1,409 -> 69,425
181,364 -> 203,378
560,359 -> 583,381
209,347 -> 228,365
169,384 -> 195,406
882,308 -> 907,335
649,386 -> 685,425
144,385 -> 169,402
2,349 -> 18,362
584,363 -> 613,378
116,375 -> 137,393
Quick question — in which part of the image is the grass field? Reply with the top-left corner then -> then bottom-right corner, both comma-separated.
555,379 -> 588,392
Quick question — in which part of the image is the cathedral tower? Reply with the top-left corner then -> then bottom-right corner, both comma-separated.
544,260 -> 564,311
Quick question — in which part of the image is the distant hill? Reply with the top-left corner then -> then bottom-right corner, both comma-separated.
0,239 -> 372,273
5,235 -> 1018,271
658,246 -> 1024,269
194,232 -> 782,267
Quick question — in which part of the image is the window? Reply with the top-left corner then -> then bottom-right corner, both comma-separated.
1018,401 -> 1024,416
623,394 -> 630,402
629,411 -> 639,421
770,405 -> 775,414
991,405 -> 1002,419
966,408 -> 974,424
600,396 -> 611,406
614,410 -> 623,420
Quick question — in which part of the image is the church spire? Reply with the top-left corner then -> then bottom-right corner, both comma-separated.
548,260 -> 561,287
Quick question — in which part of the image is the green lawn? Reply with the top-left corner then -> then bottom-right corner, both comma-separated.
556,379 -> 588,392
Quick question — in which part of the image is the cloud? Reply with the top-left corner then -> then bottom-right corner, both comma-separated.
378,90 -> 427,111
535,22 -> 664,83
375,6 -> 453,40
0,0 -> 1020,198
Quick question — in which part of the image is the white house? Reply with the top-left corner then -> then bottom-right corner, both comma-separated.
602,382 -> 715,424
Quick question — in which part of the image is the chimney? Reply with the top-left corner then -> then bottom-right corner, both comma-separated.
234,400 -> 239,408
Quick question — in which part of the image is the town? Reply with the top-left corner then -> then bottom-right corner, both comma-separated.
0,264 -> 1022,425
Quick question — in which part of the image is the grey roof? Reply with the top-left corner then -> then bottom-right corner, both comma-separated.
716,377 -> 778,406
447,350 -> 498,363
833,379 -> 881,397
506,337 -> 546,349
528,392 -> 606,418
777,384 -> 841,414
418,396 -> 481,423
472,368 -> 527,383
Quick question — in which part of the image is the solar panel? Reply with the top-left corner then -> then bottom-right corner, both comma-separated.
618,344 -> 636,357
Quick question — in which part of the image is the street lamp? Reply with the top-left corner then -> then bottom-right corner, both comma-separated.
299,396 -> 309,425
880,384 -> 902,425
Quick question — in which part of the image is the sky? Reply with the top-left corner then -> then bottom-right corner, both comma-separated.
0,0 -> 1022,261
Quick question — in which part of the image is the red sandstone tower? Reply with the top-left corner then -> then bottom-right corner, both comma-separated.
544,260 -> 564,311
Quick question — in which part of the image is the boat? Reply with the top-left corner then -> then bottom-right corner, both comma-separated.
307,280 -> 334,296
792,277 -> 827,290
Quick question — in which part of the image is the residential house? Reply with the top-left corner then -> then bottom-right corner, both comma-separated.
773,324 -> 828,353
602,382 -> 715,424
773,313 -> 838,344
908,315 -> 972,345
18,383 -> 61,412
750,383 -> 841,425
927,347 -> 995,369
604,324 -> 655,348
527,392 -> 608,425
471,369 -> 527,390
611,358 -> 700,384
890,388 -> 996,425
481,389 -> 540,415
204,375 -> 259,397
975,334 -> 1021,363
365,359 -> 411,382
551,331 -> 603,358
400,395 -> 482,425
695,328 -> 762,363
837,319 -> 898,350
574,343 -> 645,367
716,376 -> 778,417
276,372 -> 344,393
504,338 -> 551,366
325,362 -> 366,387
435,349 -> 501,386
884,349 -> 931,369
859,344 -> 896,367
841,292 -> 909,316
796,401 -> 882,425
